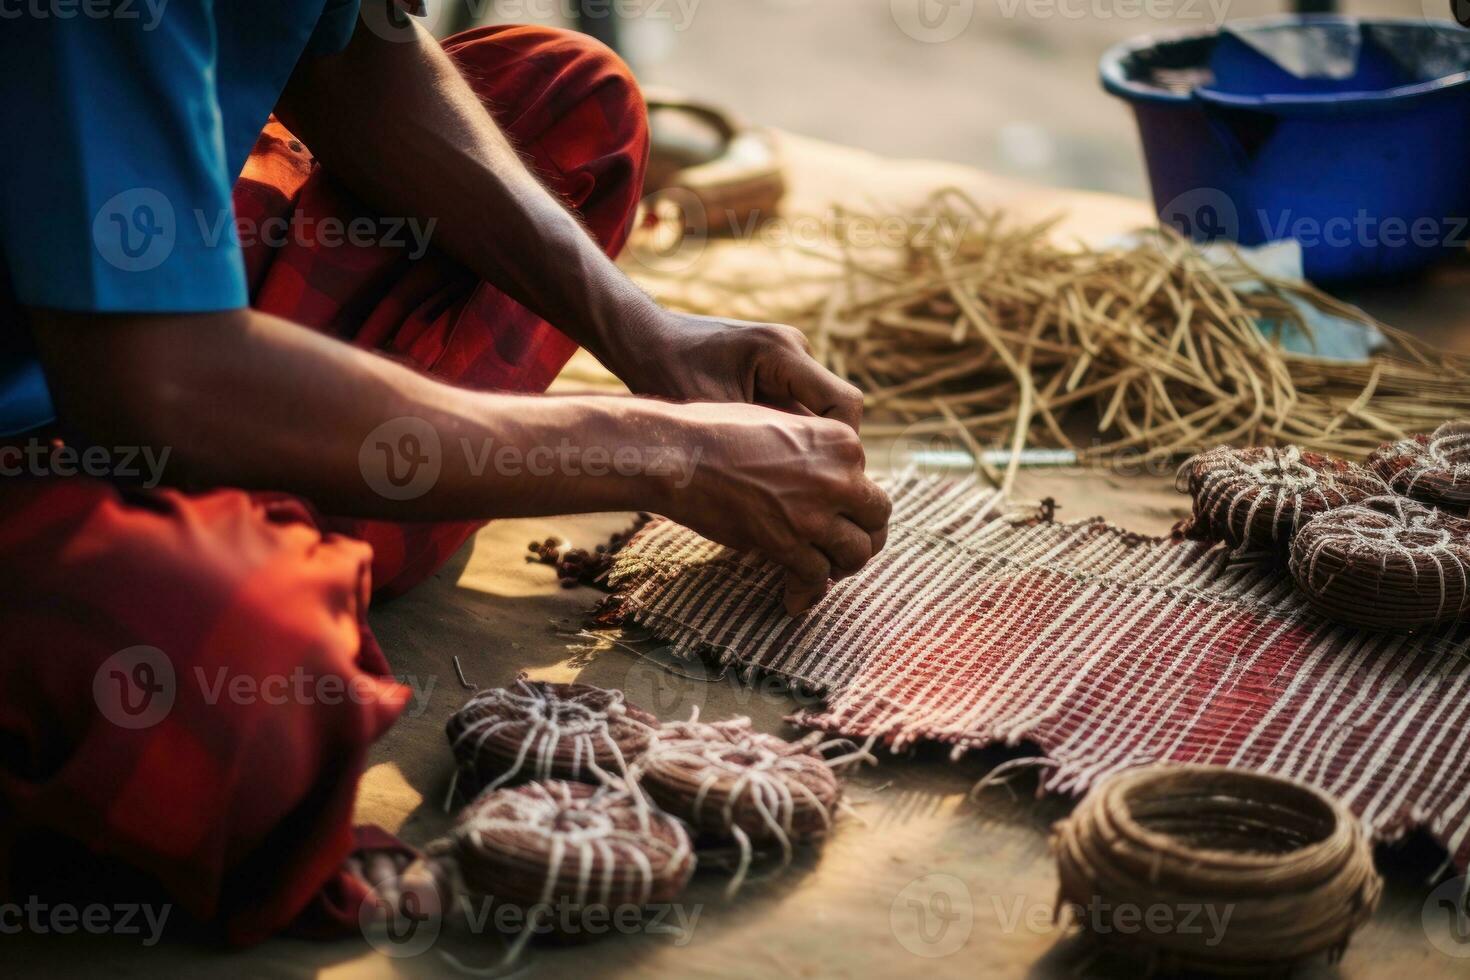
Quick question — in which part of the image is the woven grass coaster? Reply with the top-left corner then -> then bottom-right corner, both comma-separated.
606,475 -> 1470,872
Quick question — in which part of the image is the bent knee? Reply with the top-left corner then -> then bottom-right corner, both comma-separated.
445,23 -> 649,161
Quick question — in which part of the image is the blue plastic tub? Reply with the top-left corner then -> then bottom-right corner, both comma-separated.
1101,16 -> 1470,282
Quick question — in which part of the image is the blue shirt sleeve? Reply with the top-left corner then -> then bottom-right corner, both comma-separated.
307,0 -> 362,56
0,9 -> 248,313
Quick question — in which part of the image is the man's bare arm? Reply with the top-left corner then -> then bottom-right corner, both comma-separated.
30,309 -> 887,611
31,309 -> 665,519
277,18 -> 866,430
276,18 -> 663,382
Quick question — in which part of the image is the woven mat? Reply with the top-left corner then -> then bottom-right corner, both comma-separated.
607,476 -> 1470,868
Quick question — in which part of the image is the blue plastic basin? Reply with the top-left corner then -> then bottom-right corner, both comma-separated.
1101,16 -> 1470,282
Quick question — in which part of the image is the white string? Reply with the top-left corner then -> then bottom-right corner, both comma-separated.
636,715 -> 850,897
1293,495 -> 1470,622
1375,421 -> 1470,501
451,781 -> 693,967
1181,445 -> 1386,552
449,681 -> 656,797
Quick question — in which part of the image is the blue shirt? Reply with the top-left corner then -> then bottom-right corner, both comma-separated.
0,1 -> 361,434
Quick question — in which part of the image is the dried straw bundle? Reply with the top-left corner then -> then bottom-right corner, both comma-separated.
446,780 -> 694,959
446,680 -> 658,797
1175,445 -> 1387,551
635,192 -> 1470,491
1051,764 -> 1381,973
1368,419 -> 1470,513
1290,495 -> 1470,631
635,715 -> 851,894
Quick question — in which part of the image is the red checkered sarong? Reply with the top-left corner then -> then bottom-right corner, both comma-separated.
0,25 -> 646,943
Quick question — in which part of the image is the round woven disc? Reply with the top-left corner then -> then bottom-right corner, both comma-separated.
1051,764 -> 1380,972
1290,495 -> 1470,630
446,680 -> 658,795
1368,420 -> 1470,512
450,780 -> 694,928
1175,445 -> 1386,551
637,718 -> 841,847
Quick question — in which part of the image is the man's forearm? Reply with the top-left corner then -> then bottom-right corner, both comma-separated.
276,18 -> 659,377
30,308 -> 682,521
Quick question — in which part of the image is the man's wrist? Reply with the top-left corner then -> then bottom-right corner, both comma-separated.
588,297 -> 672,392
536,395 -> 689,516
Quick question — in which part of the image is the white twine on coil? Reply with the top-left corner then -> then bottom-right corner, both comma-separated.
1178,445 -> 1386,551
1293,495 -> 1470,622
1372,421 -> 1470,505
449,680 -> 655,803
636,711 -> 872,896
450,781 -> 693,967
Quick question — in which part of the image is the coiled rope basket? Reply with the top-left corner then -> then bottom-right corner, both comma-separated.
1176,445 -> 1386,551
1369,419 -> 1470,513
1290,495 -> 1470,631
443,780 -> 694,962
636,715 -> 855,894
1051,765 -> 1381,973
446,680 -> 658,797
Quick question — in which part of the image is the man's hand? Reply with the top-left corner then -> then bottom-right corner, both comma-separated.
659,402 -> 891,614
613,312 -> 866,433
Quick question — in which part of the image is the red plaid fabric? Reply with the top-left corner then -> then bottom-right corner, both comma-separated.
0,25 -> 646,943
609,476 -> 1470,872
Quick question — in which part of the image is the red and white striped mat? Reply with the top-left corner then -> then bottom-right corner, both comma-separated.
607,475 -> 1470,868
